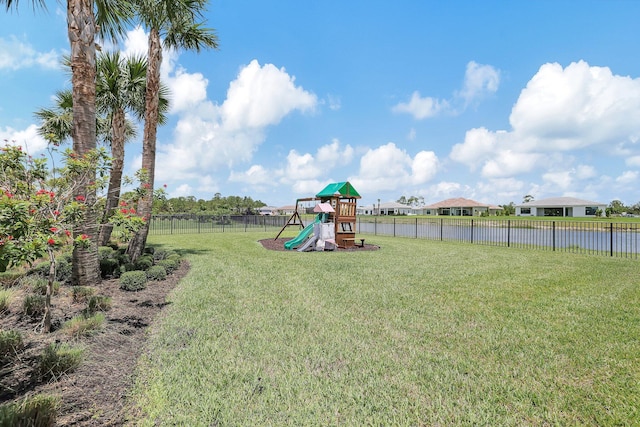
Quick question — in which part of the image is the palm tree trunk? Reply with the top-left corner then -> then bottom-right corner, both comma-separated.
128,28 -> 162,261
68,0 -> 100,285
99,108 -> 126,246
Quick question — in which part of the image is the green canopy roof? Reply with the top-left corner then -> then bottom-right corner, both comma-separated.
316,181 -> 361,198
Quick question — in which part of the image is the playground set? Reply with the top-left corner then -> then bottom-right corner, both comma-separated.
275,181 -> 362,251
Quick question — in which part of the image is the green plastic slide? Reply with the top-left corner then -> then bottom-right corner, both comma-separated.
284,218 -> 320,250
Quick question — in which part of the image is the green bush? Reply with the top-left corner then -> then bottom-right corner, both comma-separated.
0,272 -> 24,289
37,342 -> 84,382
99,258 -> 120,278
0,289 -> 15,312
87,295 -> 112,312
23,295 -> 46,317
21,276 -> 60,296
133,255 -> 154,271
152,248 -> 169,261
0,330 -> 23,362
0,394 -> 59,427
157,259 -> 179,274
119,271 -> 147,291
71,286 -> 95,303
63,313 -> 105,338
98,246 -> 115,260
146,265 -> 167,281
27,257 -> 72,284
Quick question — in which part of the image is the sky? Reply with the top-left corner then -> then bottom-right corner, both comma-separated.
2,1 -> 640,209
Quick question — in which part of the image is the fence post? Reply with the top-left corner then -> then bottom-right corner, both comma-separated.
415,218 -> 418,238
440,218 -> 443,241
507,220 -> 511,247
198,216 -> 201,234
393,218 -> 396,237
552,221 -> 556,251
610,223 -> 614,257
471,219 -> 474,244
375,218 -> 377,235
171,217 -> 174,235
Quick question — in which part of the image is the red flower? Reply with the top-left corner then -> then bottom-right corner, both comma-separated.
129,208 -> 136,214
4,192 -> 13,198
163,184 -> 167,188
76,195 -> 86,202
47,238 -> 56,245
53,210 -> 60,216
142,183 -> 151,189
65,230 -> 71,237
80,234 -> 89,240
119,201 -> 127,206
50,227 -> 57,233
120,208 -> 129,214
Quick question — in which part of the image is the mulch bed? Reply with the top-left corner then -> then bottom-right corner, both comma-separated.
260,238 -> 379,252
0,261 -> 189,426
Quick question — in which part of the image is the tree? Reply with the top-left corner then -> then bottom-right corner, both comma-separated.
608,199 -> 626,215
95,51 -> 169,246
127,0 -> 219,261
500,202 -> 515,216
523,194 -> 534,203
2,0 -> 134,286
0,145 -> 110,331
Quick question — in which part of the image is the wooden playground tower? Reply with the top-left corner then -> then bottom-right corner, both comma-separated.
276,182 -> 361,248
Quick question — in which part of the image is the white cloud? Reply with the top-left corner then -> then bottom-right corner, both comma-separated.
0,35 -> 59,70
392,91 -> 449,119
394,61 -> 500,119
510,60 -> 640,151
626,156 -> 640,167
349,142 -> 438,193
616,170 -> 638,184
166,68 -> 208,113
456,61 -> 500,106
282,139 -> 354,181
450,60 -> 640,191
229,165 -> 272,185
0,124 -> 49,153
221,60 -> 317,131
155,59 -> 318,185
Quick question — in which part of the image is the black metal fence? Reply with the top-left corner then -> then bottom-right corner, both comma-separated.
357,217 -> 640,259
147,214 -> 640,259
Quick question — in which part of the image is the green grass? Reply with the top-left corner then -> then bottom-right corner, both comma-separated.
129,232 -> 640,426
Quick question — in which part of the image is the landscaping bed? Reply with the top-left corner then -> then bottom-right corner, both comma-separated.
0,260 -> 189,426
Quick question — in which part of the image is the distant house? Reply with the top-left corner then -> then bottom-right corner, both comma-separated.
516,197 -> 606,217
356,202 -> 412,215
414,198 -> 502,216
277,205 -> 296,216
258,206 -> 278,216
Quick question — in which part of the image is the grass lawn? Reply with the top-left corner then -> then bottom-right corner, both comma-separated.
129,232 -> 640,426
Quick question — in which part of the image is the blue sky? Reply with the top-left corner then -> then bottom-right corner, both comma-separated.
2,1 -> 640,209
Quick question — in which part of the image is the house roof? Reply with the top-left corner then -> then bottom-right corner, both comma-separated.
519,197 -> 605,207
379,202 -> 411,209
425,197 -> 493,209
316,181 -> 361,198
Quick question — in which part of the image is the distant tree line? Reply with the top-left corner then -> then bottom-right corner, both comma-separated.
151,192 -> 266,216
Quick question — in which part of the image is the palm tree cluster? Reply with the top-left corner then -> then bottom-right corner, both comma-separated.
2,0 -> 219,285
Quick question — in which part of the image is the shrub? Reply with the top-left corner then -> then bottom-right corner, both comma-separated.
0,272 -> 24,289
98,246 -> 115,260
152,248 -> 169,261
23,295 -> 46,317
87,295 -> 112,312
37,342 -> 84,382
146,265 -> 167,281
119,271 -> 147,291
63,313 -> 105,338
71,286 -> 95,303
27,257 -> 72,284
99,258 -> 120,278
157,259 -> 179,274
0,330 -> 23,362
0,394 -> 59,427
0,289 -> 15,312
133,255 -> 153,271
21,276 -> 60,296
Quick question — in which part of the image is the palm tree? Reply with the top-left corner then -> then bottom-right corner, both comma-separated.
2,0 -> 134,286
96,50 -> 169,246
127,0 -> 219,260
